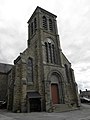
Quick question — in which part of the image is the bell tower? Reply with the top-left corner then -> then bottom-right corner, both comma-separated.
27,6 -> 66,112
27,7 -> 64,111
27,6 -> 63,66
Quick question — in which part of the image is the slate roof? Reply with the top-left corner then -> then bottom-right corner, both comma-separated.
0,63 -> 13,73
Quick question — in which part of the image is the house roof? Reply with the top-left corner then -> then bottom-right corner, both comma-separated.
0,63 -> 13,73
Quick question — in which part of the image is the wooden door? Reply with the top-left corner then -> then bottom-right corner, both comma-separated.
51,84 -> 59,104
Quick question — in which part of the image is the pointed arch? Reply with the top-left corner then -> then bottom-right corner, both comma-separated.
43,38 -> 57,64
27,57 -> 33,83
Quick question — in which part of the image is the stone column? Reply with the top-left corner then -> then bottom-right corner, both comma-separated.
45,81 -> 52,112
20,62 -> 27,112
13,63 -> 21,112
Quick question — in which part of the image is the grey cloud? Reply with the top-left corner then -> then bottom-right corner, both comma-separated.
0,21 -> 27,64
77,81 -> 90,91
80,66 -> 90,72
78,83 -> 84,91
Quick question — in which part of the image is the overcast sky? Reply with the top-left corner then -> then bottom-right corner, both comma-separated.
0,0 -> 90,91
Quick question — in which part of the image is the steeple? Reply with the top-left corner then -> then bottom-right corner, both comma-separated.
27,6 -> 59,49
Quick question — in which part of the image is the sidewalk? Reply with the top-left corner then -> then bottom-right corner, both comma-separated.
0,104 -> 90,120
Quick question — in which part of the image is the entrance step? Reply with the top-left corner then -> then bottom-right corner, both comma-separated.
52,104 -> 78,112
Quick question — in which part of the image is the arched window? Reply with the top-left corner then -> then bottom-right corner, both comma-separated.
52,44 -> 56,63
42,16 -> 47,30
34,18 -> 37,32
31,22 -> 33,35
45,42 -> 49,63
49,19 -> 53,31
48,43 -> 53,63
27,58 -> 33,82
44,38 -> 57,64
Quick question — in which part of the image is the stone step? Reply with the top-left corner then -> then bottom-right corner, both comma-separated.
52,104 -> 78,112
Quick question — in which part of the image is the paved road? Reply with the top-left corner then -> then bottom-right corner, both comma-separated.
0,104 -> 90,120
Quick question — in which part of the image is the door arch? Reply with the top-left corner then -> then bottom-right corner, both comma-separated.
50,72 -> 64,104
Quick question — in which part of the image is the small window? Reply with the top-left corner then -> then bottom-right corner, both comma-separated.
49,19 -> 53,31
42,16 -> 47,30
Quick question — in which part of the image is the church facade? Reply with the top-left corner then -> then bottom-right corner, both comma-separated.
0,6 -> 80,112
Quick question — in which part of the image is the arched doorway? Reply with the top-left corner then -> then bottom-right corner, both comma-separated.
50,73 -> 64,104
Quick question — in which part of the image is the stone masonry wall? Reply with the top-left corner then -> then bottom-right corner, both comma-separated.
7,67 -> 15,110
0,73 -> 7,101
13,61 -> 22,112
20,62 -> 27,112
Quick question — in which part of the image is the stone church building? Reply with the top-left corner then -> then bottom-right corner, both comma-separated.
0,6 -> 79,112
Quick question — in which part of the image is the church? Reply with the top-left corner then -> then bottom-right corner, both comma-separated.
0,6 -> 80,112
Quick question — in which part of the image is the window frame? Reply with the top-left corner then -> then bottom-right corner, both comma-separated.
27,57 -> 33,83
42,16 -> 48,30
49,19 -> 53,31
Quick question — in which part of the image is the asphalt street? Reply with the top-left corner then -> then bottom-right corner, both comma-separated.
0,104 -> 90,120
